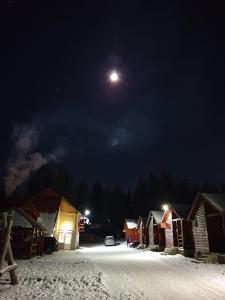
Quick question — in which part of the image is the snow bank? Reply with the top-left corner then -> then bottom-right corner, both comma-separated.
0,251 -> 110,300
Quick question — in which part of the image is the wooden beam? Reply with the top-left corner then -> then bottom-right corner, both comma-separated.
0,213 -> 12,269
206,213 -> 221,218
0,211 -> 18,285
0,263 -> 17,276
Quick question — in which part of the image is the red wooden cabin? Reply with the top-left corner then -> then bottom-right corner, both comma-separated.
123,219 -> 139,244
11,208 -> 45,258
137,217 -> 148,245
188,193 -> 225,255
147,210 -> 165,250
161,203 -> 194,256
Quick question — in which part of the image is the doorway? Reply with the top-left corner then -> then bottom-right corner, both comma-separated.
206,215 -> 225,253
58,231 -> 73,250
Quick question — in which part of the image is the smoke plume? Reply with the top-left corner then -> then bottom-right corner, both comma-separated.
4,126 -> 47,197
46,145 -> 66,162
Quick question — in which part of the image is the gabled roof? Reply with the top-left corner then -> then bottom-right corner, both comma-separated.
162,203 -> 191,223
151,211 -> 164,224
202,193 -> 225,212
188,193 -> 225,220
30,188 -> 61,213
13,208 -> 46,229
125,219 -> 138,229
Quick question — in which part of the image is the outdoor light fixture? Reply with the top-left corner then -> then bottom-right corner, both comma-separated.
84,209 -> 90,216
162,204 -> 169,211
61,222 -> 73,232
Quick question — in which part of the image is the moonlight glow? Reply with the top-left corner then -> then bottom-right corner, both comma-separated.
109,71 -> 119,83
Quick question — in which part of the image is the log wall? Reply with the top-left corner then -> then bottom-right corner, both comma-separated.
192,203 -> 209,255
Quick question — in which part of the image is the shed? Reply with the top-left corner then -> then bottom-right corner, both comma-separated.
10,208 -> 45,258
188,193 -> 225,255
146,210 -> 165,250
137,217 -> 148,245
123,219 -> 139,244
161,203 -> 194,256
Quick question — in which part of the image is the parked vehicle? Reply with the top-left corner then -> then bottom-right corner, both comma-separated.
104,236 -> 116,246
43,237 -> 58,254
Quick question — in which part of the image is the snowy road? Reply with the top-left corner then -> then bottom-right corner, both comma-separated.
0,243 -> 225,299
80,243 -> 225,300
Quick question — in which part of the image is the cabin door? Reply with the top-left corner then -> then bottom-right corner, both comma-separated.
58,231 -> 73,250
206,215 -> 225,253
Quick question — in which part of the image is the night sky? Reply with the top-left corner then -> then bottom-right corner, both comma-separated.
1,1 -> 225,188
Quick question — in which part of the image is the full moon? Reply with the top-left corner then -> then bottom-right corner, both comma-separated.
109,70 -> 119,83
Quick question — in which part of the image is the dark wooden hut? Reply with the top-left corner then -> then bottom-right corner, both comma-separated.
161,203 -> 194,256
123,219 -> 139,244
147,210 -> 165,250
137,217 -> 148,245
11,208 -> 45,258
188,193 -> 225,255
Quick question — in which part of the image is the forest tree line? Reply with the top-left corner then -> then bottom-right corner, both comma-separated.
1,163 -> 222,230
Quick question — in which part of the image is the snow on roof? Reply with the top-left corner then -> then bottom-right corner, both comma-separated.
12,208 -> 45,229
151,211 -> 164,224
125,219 -> 138,229
37,212 -> 57,236
13,210 -> 32,228
202,193 -> 225,212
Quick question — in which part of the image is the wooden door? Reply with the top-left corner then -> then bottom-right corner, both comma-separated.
206,215 -> 225,253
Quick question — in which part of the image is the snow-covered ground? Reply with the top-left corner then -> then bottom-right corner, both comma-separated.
1,243 -> 225,299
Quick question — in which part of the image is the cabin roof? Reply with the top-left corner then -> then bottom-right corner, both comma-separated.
30,188 -> 62,213
13,207 -> 46,229
188,192 -> 225,220
151,211 -> 164,224
125,219 -> 138,229
202,193 -> 225,212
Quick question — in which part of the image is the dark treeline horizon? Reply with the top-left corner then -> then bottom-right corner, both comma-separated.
1,162 -> 224,231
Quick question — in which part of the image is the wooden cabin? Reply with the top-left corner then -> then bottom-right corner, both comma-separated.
137,217 -> 147,245
188,193 -> 225,255
161,203 -> 194,256
10,208 -> 45,258
20,188 -> 80,250
123,219 -> 139,244
147,210 -> 165,250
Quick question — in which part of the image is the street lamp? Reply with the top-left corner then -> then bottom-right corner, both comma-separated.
162,204 -> 169,211
84,209 -> 90,216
